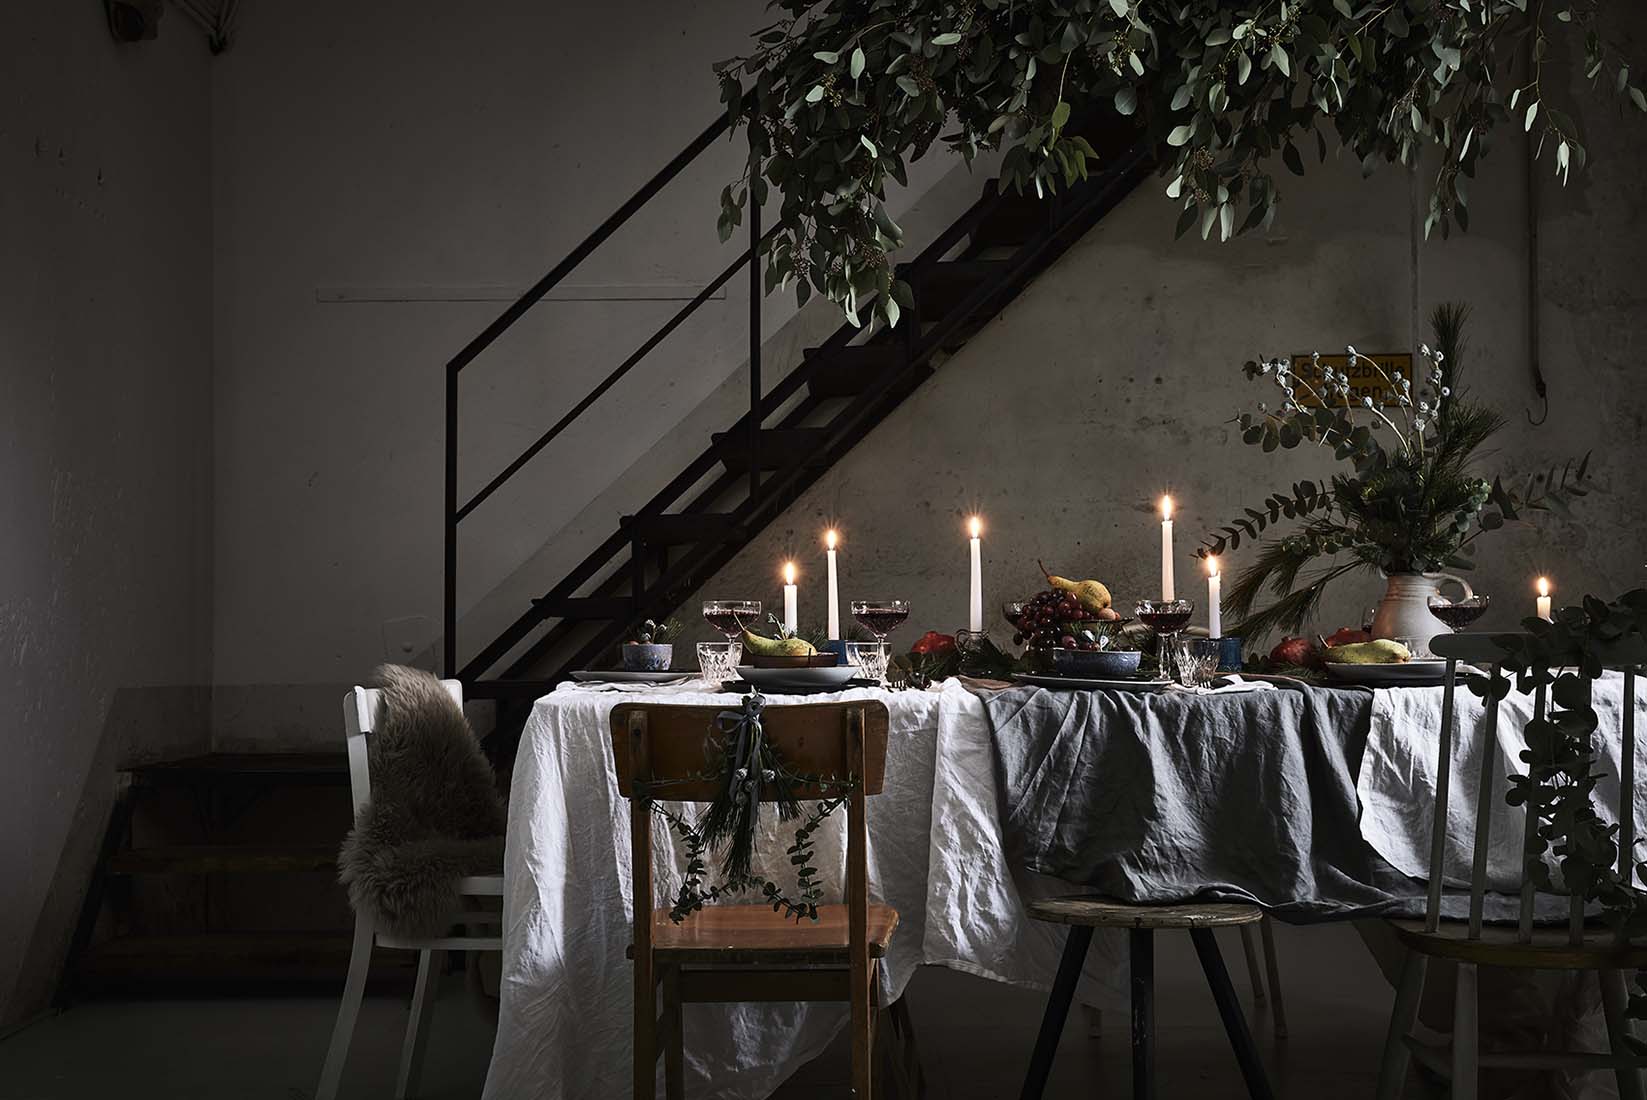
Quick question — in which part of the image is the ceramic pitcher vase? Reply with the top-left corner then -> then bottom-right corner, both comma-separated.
1371,571 -> 1474,657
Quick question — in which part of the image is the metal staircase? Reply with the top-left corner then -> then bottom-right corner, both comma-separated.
446,110 -> 1156,700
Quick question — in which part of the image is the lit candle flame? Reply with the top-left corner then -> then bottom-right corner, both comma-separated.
968,516 -> 982,539
1207,555 -> 1220,578
783,561 -> 796,585
825,529 -> 838,550
1537,576 -> 1550,597
1161,495 -> 1174,520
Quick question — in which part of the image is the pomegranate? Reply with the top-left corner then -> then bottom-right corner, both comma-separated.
1268,635 -> 1321,668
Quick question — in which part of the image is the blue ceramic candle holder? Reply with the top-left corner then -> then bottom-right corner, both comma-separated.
1216,636 -> 1244,673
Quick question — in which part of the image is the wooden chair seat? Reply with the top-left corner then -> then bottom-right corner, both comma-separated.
1028,895 -> 1265,929
628,903 -> 899,964
1389,918 -> 1647,970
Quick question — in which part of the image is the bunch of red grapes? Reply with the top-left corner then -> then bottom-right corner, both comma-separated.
1009,589 -> 1109,651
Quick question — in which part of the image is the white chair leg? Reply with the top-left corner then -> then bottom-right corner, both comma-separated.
1452,962 -> 1479,1100
1375,949 -> 1426,1100
1601,969 -> 1645,1100
396,948 -> 444,1100
317,914 -> 374,1100
1259,915 -> 1287,1039
1239,925 -> 1268,1005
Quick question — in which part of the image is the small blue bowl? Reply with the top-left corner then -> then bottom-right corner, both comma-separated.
622,643 -> 673,671
1051,648 -> 1142,679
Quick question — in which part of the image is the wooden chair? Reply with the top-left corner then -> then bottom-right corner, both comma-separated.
610,699 -> 899,1100
1376,633 -> 1647,1100
315,681 -> 504,1100
1019,897 -> 1274,1100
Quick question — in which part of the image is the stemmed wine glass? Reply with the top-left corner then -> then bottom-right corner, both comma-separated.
702,600 -> 761,642
851,600 -> 910,643
849,600 -> 909,686
1135,598 -> 1195,681
1427,594 -> 1490,634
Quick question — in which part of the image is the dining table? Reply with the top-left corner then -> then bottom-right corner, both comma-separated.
480,672 -> 1647,1100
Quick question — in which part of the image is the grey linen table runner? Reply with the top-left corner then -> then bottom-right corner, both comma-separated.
981,682 -> 1424,920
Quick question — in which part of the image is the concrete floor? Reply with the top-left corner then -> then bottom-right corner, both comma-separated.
0,922 -> 1427,1100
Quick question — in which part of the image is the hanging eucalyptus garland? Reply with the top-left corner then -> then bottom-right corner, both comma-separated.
638,692 -> 859,924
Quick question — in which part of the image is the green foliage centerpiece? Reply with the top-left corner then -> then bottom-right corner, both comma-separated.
1199,305 -> 1591,639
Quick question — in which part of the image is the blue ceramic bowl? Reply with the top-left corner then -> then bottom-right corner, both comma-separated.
1051,647 -> 1142,679
622,643 -> 673,671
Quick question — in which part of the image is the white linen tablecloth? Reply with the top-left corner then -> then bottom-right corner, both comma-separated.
484,673 -> 1644,1100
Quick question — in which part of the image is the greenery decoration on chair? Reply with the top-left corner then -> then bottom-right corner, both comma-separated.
1470,589 -> 1647,1013
1196,303 -> 1592,639
714,1 -> 1641,326
639,693 -> 857,924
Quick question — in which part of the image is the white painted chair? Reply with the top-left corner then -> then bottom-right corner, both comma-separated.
1376,634 -> 1647,1100
316,680 -> 505,1100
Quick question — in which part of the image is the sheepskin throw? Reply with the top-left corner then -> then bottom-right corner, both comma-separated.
338,665 -> 505,939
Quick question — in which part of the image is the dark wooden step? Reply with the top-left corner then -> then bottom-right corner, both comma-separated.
710,428 -> 832,473
465,678 -> 565,701
905,259 -> 1010,316
806,344 -> 906,399
971,186 -> 1052,249
126,753 -> 348,789
110,844 -> 338,875
621,512 -> 746,545
531,595 -> 633,620
75,932 -> 414,993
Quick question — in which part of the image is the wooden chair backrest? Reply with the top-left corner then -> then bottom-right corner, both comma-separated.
608,699 -> 890,801
1426,633 -> 1644,945
341,680 -> 465,825
610,699 -> 890,991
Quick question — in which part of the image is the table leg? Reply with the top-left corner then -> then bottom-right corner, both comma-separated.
1131,928 -> 1155,1100
1018,925 -> 1093,1100
1190,928 -> 1274,1100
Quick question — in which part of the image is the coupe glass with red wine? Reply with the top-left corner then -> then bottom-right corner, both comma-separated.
702,600 -> 761,642
1426,593 -> 1491,633
851,600 -> 910,643
1135,598 -> 1195,680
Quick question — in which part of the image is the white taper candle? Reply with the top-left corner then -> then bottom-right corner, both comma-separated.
968,516 -> 983,633
825,531 -> 840,640
1207,556 -> 1222,638
1160,495 -> 1176,602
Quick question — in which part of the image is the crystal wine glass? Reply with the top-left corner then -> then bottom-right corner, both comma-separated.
851,600 -> 910,644
1135,598 -> 1195,680
1427,594 -> 1490,635
702,600 -> 761,643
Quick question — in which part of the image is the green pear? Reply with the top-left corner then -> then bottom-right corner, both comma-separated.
1326,639 -> 1412,665
1040,560 -> 1113,612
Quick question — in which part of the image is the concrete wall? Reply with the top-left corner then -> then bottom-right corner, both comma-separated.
677,79 -> 1647,649
0,5 -> 213,1028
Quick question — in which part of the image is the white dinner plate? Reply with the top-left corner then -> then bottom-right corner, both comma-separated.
1322,659 -> 1449,686
1012,673 -> 1173,693
735,665 -> 860,691
570,670 -> 693,684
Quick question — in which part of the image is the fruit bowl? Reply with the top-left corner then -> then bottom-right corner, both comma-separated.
1052,648 -> 1143,679
748,652 -> 840,669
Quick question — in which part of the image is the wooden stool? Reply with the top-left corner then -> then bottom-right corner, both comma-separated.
1019,897 -> 1274,1100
